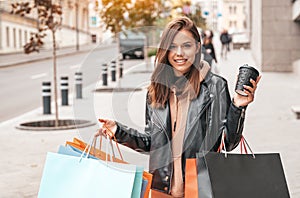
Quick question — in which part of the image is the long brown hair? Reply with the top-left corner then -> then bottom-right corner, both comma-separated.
148,16 -> 203,108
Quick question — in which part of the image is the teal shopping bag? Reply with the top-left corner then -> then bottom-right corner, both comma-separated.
38,152 -> 136,198
58,144 -> 98,159
57,144 -> 144,198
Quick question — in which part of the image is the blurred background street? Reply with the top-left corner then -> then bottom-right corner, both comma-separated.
0,0 -> 300,197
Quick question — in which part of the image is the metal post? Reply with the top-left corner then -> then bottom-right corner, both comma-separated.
119,59 -> 123,78
42,82 -> 51,114
75,72 -> 82,99
111,60 -> 116,82
102,63 -> 108,86
60,76 -> 68,106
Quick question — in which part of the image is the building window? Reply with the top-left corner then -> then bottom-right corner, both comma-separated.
233,6 -> 237,14
6,27 -> 10,47
229,21 -> 232,27
82,8 -> 87,30
19,29 -> 22,48
229,6 -> 232,14
13,28 -> 16,48
24,30 -> 28,43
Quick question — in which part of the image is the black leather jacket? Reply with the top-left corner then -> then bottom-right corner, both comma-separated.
115,72 -> 246,194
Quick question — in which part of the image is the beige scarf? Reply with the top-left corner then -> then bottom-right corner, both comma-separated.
170,60 -> 210,197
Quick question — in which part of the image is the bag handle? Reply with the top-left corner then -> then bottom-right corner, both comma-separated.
218,131 -> 255,159
241,135 -> 255,159
79,135 -> 96,161
100,124 -> 124,161
78,134 -> 115,163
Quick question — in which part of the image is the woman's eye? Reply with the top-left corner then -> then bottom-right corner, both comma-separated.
183,44 -> 192,48
169,45 -> 176,50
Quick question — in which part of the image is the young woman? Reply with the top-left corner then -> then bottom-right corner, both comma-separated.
96,17 -> 260,197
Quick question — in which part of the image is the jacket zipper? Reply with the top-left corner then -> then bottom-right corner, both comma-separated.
173,88 -> 178,132
236,108 -> 245,134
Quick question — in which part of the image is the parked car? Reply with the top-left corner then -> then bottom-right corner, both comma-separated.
119,30 -> 145,59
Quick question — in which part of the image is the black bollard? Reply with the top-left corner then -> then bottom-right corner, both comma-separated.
60,76 -> 69,106
111,60 -> 116,82
119,59 -> 123,78
42,81 -> 51,114
75,72 -> 82,99
102,63 -> 108,86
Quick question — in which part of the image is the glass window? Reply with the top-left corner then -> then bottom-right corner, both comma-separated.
6,27 -> 10,47
19,29 -> 22,48
13,28 -> 16,48
24,30 -> 28,43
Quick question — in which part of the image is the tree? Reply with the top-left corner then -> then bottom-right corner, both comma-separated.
11,0 -> 62,127
184,4 -> 206,30
128,0 -> 164,65
99,0 -> 131,58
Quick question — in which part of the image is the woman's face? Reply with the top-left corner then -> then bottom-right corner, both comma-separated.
167,29 -> 199,76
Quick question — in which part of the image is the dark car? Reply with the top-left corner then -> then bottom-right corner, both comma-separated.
119,30 -> 145,59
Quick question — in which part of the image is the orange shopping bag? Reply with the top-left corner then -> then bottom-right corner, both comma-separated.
185,158 -> 199,198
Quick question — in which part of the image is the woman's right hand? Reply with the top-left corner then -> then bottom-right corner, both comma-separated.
94,119 -> 117,138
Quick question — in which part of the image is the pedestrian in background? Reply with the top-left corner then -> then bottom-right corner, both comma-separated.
96,16 -> 261,197
202,30 -> 218,71
220,28 -> 231,59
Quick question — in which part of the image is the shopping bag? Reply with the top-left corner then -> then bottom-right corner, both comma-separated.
58,144 -> 98,159
38,152 -> 136,198
196,135 -> 290,198
65,137 -> 151,198
184,158 -> 198,198
66,137 -> 124,163
140,179 -> 148,198
141,171 -> 153,198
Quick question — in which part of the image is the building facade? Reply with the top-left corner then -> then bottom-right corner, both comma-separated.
221,0 -> 246,34
0,0 -> 91,54
194,0 -> 221,31
251,0 -> 300,72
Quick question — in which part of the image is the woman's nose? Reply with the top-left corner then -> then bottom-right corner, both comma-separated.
176,46 -> 183,56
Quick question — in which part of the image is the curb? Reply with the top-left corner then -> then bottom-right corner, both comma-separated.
16,119 -> 96,131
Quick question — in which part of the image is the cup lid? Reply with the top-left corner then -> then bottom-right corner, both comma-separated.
239,64 -> 259,76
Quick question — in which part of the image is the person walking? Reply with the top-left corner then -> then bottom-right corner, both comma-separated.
220,29 -> 230,59
96,17 -> 261,197
202,30 -> 217,68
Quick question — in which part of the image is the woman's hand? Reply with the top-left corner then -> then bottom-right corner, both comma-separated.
94,119 -> 117,138
233,76 -> 261,107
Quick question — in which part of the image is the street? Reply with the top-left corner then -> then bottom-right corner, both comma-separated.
0,45 -> 143,122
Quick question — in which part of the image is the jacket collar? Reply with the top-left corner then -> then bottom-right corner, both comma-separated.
152,72 -> 214,141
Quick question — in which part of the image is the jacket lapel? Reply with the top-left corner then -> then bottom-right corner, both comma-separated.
184,83 -> 214,143
152,103 -> 172,140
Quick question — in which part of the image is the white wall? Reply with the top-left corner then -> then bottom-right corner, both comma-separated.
0,21 -> 36,53
250,0 -> 262,69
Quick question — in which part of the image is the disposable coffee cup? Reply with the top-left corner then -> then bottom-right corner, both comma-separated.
235,64 -> 259,96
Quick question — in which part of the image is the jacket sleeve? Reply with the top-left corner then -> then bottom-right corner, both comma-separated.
114,99 -> 152,153
224,89 -> 246,150
217,82 -> 246,151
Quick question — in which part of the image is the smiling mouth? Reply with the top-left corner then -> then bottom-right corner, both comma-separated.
174,59 -> 187,64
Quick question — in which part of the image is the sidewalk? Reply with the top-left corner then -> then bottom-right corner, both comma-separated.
0,49 -> 300,197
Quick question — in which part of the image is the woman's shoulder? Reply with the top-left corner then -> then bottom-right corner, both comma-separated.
201,61 -> 226,83
204,70 -> 228,88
